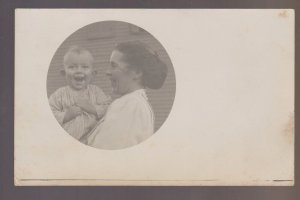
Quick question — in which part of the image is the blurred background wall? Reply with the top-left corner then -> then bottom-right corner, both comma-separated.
47,21 -> 176,132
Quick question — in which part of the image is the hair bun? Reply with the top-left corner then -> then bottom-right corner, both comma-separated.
143,58 -> 168,89
115,41 -> 168,89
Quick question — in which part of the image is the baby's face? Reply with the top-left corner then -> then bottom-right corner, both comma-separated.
64,53 -> 94,90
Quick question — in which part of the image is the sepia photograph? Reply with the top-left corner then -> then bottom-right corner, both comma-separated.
15,9 -> 294,186
46,21 -> 176,150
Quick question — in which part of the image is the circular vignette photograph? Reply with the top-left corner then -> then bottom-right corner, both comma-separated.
47,21 -> 176,150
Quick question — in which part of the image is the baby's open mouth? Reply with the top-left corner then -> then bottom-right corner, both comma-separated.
73,74 -> 85,82
74,77 -> 85,81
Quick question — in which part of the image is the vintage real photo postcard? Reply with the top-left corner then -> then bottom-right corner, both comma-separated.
15,9 -> 294,186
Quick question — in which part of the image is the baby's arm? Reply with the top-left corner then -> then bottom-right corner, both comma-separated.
74,96 -> 97,117
63,106 -> 82,123
49,90 -> 66,124
49,89 -> 82,124
74,86 -> 111,119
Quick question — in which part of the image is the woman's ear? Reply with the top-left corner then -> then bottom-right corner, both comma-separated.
132,70 -> 142,81
60,69 -> 66,76
92,70 -> 98,76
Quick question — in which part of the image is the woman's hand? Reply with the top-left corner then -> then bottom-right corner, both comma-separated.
74,96 -> 98,117
63,105 -> 82,123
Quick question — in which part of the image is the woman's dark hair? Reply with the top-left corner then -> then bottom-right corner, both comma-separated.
114,41 -> 168,89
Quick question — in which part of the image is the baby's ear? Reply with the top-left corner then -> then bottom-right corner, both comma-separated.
60,69 -> 66,76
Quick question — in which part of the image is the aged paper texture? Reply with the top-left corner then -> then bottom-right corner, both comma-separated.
15,9 -> 294,186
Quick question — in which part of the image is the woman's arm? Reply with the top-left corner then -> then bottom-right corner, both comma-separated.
87,95 -> 153,150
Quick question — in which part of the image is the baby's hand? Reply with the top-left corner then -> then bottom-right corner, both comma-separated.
63,105 -> 82,123
74,96 -> 97,117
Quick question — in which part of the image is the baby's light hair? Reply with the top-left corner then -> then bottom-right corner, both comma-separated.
63,45 -> 94,66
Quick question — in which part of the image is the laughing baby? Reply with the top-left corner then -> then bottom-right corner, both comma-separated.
49,46 -> 110,142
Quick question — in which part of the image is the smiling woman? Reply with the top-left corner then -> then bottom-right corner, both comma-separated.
86,41 -> 168,149
47,21 -> 176,149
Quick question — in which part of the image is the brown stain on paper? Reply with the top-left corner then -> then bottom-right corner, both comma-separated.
282,113 -> 294,145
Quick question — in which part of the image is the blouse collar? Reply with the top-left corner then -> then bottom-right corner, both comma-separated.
125,89 -> 148,100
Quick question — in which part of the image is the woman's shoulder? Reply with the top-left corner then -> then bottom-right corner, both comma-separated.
111,90 -> 150,111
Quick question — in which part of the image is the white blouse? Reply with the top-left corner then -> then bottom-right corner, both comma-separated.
87,89 -> 154,150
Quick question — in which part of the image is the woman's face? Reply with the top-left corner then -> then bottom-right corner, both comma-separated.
107,50 -> 139,95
